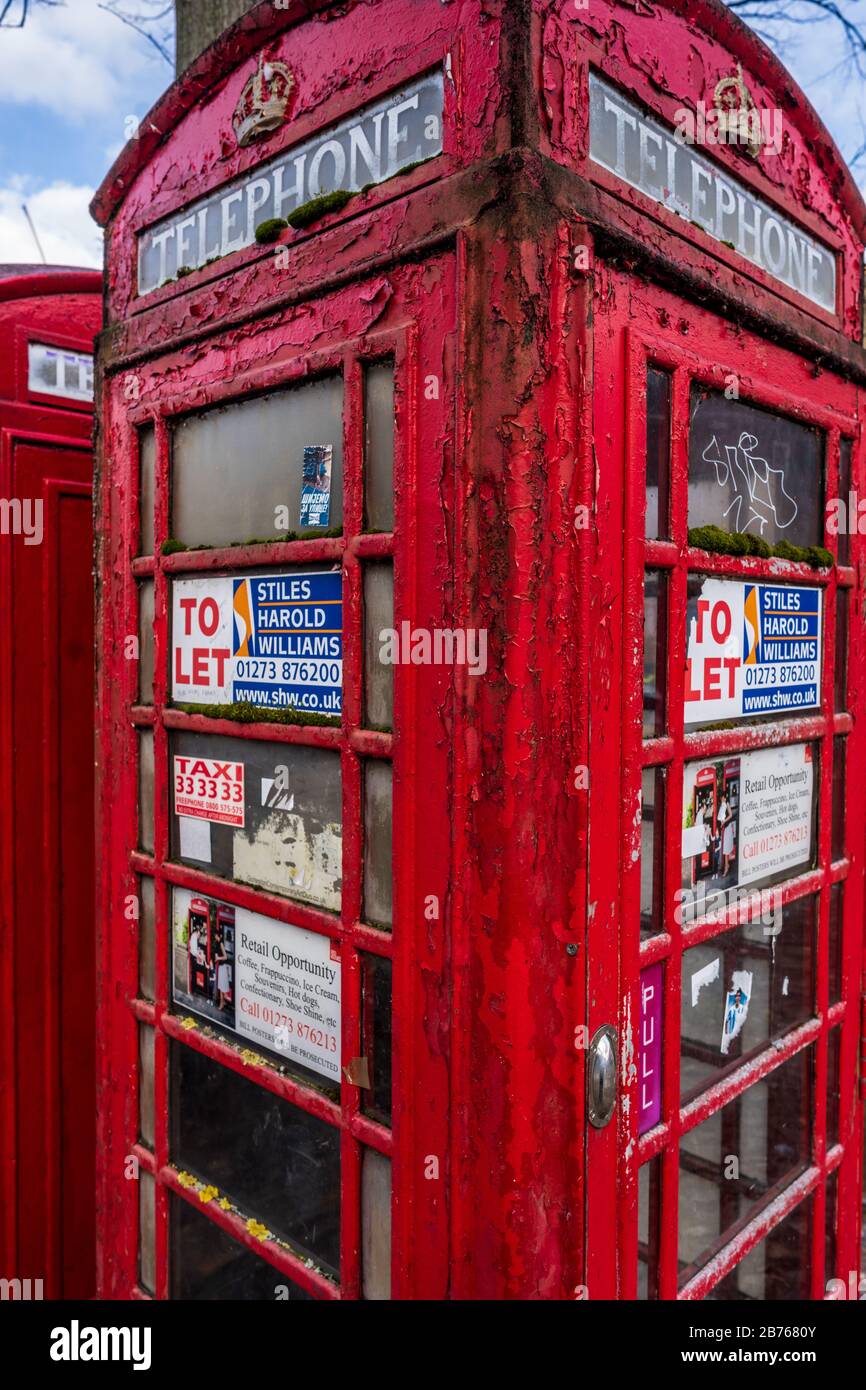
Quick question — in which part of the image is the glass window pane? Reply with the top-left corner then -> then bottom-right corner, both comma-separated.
364,561 -> 394,729
640,766 -> 665,938
171,1043 -> 341,1276
836,439 -> 851,566
361,1148 -> 392,1300
645,368 -> 671,540
172,377 -> 343,548
138,581 -> 154,704
169,732 -> 342,912
827,1026 -> 841,1149
643,570 -> 666,738
139,1024 -> 155,1150
706,1198 -> 812,1300
139,424 -> 155,557
637,1157 -> 661,1300
139,875 -> 155,1001
139,1169 -> 156,1295
680,895 -> 816,1102
365,362 -> 395,532
834,591 -> 848,713
689,388 -> 823,547
139,729 -> 154,856
828,882 -> 843,1006
361,953 -> 392,1127
364,760 -> 393,928
832,737 -> 846,862
170,1193 -> 315,1300
678,1047 -> 812,1284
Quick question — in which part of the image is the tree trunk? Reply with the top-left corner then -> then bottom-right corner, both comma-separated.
175,0 -> 257,74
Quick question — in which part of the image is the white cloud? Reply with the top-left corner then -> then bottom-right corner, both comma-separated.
0,0 -> 168,123
0,179 -> 101,266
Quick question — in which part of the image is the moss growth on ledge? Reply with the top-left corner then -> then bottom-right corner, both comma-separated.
156,255 -> 223,289
174,701 -> 340,729
255,217 -> 289,244
688,525 -> 833,569
162,529 -> 343,556
228,527 -> 344,547
359,154 -> 437,195
286,189 -> 353,229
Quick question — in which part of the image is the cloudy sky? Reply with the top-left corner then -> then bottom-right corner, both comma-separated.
0,0 -> 173,265
0,0 -> 864,267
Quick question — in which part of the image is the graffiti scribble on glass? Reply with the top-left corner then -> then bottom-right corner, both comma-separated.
701,430 -> 798,537
689,389 -> 823,547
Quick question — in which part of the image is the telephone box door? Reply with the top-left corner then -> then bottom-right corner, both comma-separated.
1,437 -> 95,1298
586,266 -> 865,1300
98,256 -> 455,1301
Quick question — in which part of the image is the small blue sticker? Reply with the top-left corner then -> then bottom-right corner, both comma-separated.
300,444 -> 333,528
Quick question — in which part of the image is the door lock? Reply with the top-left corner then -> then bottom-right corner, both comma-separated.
587,1025 -> 618,1128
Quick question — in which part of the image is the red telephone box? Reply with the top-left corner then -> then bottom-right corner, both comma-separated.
691,765 -> 718,883
92,0 -> 865,1300
0,265 -> 101,1299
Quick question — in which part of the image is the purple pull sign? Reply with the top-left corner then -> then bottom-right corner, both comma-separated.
638,963 -> 663,1135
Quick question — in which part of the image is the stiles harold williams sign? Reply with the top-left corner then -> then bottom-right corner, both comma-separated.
589,73 -> 836,312
138,70 -> 444,295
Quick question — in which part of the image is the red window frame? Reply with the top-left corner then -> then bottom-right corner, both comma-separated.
97,260 -> 456,1300
586,266 -> 865,1300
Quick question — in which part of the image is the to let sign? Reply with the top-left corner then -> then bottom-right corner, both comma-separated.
685,577 -> 822,725
172,569 -> 343,715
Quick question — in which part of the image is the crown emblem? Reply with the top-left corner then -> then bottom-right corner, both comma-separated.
233,56 -> 295,148
713,64 -> 763,158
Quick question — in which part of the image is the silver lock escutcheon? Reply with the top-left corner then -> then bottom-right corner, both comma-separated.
587,1024 -> 617,1128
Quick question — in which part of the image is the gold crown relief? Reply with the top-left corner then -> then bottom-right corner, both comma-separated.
233,56 -> 295,148
713,63 -> 763,158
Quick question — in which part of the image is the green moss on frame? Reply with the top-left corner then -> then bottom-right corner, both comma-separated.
174,701 -> 340,729
254,217 -> 289,244
228,527 -> 344,547
286,189 -> 353,229
162,530 -> 343,556
688,525 -> 833,569
359,154 -> 436,195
